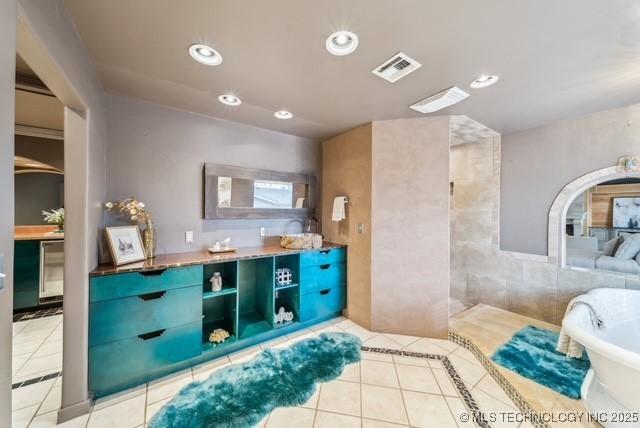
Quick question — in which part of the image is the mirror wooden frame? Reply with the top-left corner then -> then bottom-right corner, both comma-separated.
203,163 -> 316,219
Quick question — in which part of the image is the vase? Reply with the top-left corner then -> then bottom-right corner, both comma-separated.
143,226 -> 156,259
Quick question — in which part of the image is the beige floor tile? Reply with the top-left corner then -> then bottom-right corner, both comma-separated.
402,390 -> 457,428
432,368 -> 458,397
450,347 -> 482,367
13,330 -> 51,345
13,339 -> 43,356
146,369 -> 193,404
474,374 -> 517,408
31,341 -> 64,359
300,385 -> 321,409
92,385 -> 146,412
317,380 -> 361,417
145,397 -> 171,423
12,379 -> 55,411
337,362 -> 360,383
87,393 -> 146,428
191,356 -> 230,381
361,384 -> 408,425
395,364 -> 440,394
448,354 -> 487,387
36,385 -> 62,416
392,355 -> 429,368
362,335 -> 403,350
470,389 -> 520,428
444,396 -> 476,428
14,353 -> 62,378
329,315 -> 348,325
29,410 -> 89,428
383,333 -> 420,348
361,351 -> 393,362
13,320 -> 30,336
12,404 -> 39,428
343,325 -> 378,341
308,320 -> 335,332
228,345 -> 262,364
255,414 -> 269,428
333,319 -> 357,330
267,406 -> 315,428
428,359 -> 445,369
362,419 -> 408,427
259,336 -> 291,350
403,338 -> 452,356
361,360 -> 399,388
314,411 -> 360,428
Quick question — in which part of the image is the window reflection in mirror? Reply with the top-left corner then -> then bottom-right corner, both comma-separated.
217,177 -> 307,209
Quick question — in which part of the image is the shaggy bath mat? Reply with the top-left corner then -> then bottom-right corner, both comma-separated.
149,332 -> 361,428
491,325 -> 589,399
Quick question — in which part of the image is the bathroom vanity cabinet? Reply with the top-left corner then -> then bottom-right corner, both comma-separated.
88,245 -> 346,397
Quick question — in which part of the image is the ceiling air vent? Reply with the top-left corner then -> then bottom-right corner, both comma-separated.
410,86 -> 470,114
372,52 -> 422,83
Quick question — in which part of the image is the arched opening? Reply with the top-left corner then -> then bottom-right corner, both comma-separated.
548,159 -> 640,270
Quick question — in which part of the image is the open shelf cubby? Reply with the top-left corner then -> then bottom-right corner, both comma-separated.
203,261 -> 238,299
274,286 -> 299,329
237,258 -> 274,340
274,254 -> 300,291
202,292 -> 237,351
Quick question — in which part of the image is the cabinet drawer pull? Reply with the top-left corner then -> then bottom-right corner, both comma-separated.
137,291 -> 166,301
319,264 -> 331,270
319,289 -> 331,295
319,249 -> 331,255
139,268 -> 167,277
138,329 -> 166,341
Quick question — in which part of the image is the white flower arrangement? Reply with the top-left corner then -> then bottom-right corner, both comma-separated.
105,198 -> 153,228
42,208 -> 64,231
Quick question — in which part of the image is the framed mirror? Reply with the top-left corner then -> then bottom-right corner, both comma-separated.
203,163 -> 315,219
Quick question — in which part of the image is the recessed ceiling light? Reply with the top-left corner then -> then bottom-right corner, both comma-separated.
274,110 -> 293,120
189,44 -> 222,66
325,31 -> 359,56
218,94 -> 241,106
470,74 -> 499,89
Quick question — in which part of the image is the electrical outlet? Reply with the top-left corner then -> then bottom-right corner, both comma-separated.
260,227 -> 266,237
185,231 -> 194,243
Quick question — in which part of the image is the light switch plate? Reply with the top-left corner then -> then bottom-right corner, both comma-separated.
185,231 -> 194,244
357,223 -> 365,234
260,227 -> 266,237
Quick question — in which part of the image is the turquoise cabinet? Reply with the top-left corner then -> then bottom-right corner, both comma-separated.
14,241 -> 40,310
88,247 -> 346,398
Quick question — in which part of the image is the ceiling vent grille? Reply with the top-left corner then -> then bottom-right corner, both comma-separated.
410,86 -> 470,114
372,52 -> 422,83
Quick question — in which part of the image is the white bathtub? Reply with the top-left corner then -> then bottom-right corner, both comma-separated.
562,288 -> 640,426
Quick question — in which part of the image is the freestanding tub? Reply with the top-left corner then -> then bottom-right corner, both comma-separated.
562,288 -> 640,427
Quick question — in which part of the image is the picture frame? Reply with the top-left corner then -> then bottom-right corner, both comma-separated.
105,226 -> 146,266
613,197 -> 640,229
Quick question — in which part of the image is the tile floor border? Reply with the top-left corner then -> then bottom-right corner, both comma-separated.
13,306 -> 63,322
361,345 -> 491,428
448,331 -> 551,428
12,371 -> 62,390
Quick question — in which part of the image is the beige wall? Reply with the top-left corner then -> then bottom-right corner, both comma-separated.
323,118 -> 450,337
372,118 -> 450,338
322,124 -> 372,329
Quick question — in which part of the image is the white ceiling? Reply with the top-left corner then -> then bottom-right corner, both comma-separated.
64,0 -> 640,140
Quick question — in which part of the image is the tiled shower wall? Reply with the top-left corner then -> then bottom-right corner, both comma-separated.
450,137 -> 640,325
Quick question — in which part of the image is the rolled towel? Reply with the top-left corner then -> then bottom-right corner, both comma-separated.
557,295 -> 605,359
332,196 -> 347,222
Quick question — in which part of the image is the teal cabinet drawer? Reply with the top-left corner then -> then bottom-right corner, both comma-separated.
300,262 -> 345,295
14,257 -> 39,293
15,241 -> 39,259
89,285 -> 202,346
89,320 -> 202,396
14,290 -> 39,310
300,248 -> 345,268
90,265 -> 203,303
300,286 -> 345,322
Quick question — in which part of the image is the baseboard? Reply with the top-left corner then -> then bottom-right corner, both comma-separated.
57,399 -> 91,423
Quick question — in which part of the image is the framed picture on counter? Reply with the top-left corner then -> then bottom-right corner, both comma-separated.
105,226 -> 146,266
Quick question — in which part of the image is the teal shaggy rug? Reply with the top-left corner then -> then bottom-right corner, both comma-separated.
491,325 -> 589,399
148,332 -> 361,428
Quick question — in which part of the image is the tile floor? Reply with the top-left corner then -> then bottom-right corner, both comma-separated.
12,315 -> 530,428
450,303 -> 599,428
13,314 -> 63,384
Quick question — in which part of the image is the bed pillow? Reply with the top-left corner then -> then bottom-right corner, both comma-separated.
602,236 -> 623,256
614,235 -> 640,259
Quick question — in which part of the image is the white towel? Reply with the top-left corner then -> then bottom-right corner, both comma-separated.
557,295 -> 605,359
295,198 -> 305,208
332,196 -> 347,222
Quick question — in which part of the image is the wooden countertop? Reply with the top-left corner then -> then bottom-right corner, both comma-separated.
90,242 -> 345,276
15,225 -> 64,241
